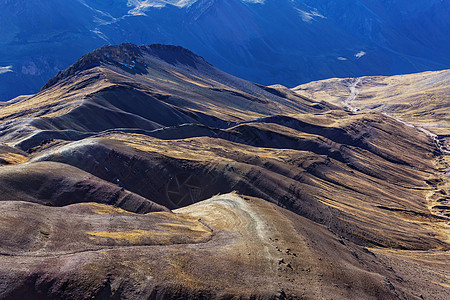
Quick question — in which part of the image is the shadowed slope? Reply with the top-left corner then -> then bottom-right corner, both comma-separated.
0,44 -> 332,151
30,111 -> 448,251
293,69 -> 450,223
3,193 -> 443,299
0,161 -> 167,213
0,45 -> 449,299
0,144 -> 28,166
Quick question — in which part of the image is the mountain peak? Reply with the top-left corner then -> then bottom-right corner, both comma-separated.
41,43 -> 208,90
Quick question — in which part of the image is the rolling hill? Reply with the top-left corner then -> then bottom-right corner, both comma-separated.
0,44 -> 448,299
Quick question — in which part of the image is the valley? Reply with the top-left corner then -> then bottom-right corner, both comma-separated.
0,44 -> 448,299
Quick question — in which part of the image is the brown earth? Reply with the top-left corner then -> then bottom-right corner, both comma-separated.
292,70 -> 450,137
0,44 -> 448,299
2,193 -> 448,299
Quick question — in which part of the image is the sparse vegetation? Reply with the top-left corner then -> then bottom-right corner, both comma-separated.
0,44 -> 448,299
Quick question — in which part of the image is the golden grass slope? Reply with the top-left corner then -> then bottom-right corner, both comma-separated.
3,193 -> 446,299
0,45 -> 449,299
293,70 -> 450,136
28,110 -> 448,251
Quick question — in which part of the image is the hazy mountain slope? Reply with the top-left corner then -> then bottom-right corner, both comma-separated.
1,0 -> 449,101
0,0 -> 108,100
0,44 -> 449,299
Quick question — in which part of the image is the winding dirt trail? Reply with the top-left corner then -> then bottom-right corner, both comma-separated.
343,78 -> 450,222
342,78 -> 361,112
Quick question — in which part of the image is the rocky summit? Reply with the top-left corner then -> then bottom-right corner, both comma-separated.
0,44 -> 449,299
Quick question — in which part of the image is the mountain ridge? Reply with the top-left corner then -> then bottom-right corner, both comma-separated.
41,43 -> 209,90
1,0 -> 449,100
0,44 -> 449,299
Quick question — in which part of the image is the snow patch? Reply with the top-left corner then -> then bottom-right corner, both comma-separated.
295,8 -> 326,23
127,0 -> 197,15
355,51 -> 366,59
118,61 -> 136,69
0,66 -> 13,74
22,62 -> 41,76
243,0 -> 265,3
79,1 -> 117,24
91,29 -> 111,43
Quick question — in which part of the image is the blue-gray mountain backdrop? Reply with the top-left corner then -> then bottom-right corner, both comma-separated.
0,0 -> 449,100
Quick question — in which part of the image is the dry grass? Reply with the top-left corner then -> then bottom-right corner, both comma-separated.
293,70 -> 450,135
370,248 -> 450,299
0,153 -> 29,165
86,219 -> 211,244
87,230 -> 163,242
0,67 -> 112,121
79,203 -> 133,215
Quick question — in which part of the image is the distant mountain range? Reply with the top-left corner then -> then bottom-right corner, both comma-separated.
1,0 -> 449,100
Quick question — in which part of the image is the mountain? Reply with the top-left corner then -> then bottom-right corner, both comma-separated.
293,69 -> 450,137
0,44 -> 449,299
1,0 -> 449,101
0,43 -> 331,149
